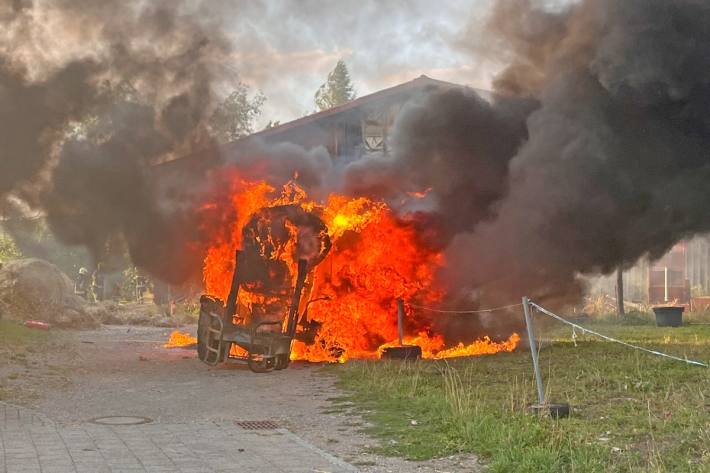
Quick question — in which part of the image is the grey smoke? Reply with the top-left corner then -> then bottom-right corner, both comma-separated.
0,58 -> 101,196
343,87 -> 535,244
223,139 -> 333,195
4,0 -> 710,310
0,0 -> 231,282
337,0 -> 710,309
444,0 -> 710,305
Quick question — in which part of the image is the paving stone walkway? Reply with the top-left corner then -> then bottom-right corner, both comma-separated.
0,402 -> 357,473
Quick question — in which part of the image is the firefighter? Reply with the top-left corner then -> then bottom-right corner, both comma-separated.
75,267 -> 91,299
134,268 -> 148,302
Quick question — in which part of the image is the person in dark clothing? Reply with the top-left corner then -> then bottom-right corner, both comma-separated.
75,267 -> 91,299
134,269 -> 148,303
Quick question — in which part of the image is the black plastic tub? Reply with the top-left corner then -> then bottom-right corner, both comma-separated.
381,345 -> 422,360
652,306 -> 684,327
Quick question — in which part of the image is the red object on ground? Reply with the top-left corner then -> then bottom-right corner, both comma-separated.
24,320 -> 51,330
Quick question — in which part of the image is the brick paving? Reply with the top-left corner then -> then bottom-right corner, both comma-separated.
0,402 -> 357,473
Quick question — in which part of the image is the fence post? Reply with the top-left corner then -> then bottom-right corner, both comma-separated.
396,298 -> 405,346
523,296 -> 545,405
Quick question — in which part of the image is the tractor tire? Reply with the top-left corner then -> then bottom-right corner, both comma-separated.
197,310 -> 210,362
274,354 -> 290,370
197,310 -> 226,363
248,356 -> 275,373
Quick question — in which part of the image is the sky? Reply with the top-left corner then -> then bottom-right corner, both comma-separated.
217,0 -> 501,128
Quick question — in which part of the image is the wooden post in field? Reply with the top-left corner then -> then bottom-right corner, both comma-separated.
396,298 -> 405,346
616,268 -> 625,316
522,297 -> 545,405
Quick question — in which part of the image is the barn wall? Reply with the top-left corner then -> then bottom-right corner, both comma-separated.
586,234 -> 710,303
687,235 -> 710,295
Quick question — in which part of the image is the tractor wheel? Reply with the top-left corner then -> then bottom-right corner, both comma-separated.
248,355 -> 275,373
197,310 -> 209,362
197,310 -> 226,363
274,354 -> 290,370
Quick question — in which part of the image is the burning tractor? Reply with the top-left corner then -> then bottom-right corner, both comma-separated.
197,205 -> 331,372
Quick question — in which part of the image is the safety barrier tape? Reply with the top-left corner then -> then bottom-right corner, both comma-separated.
529,301 -> 708,368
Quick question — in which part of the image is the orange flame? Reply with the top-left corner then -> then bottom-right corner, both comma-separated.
431,333 -> 520,359
164,330 -> 197,348
198,173 -> 520,362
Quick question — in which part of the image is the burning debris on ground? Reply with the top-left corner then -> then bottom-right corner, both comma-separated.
447,0 -> 710,306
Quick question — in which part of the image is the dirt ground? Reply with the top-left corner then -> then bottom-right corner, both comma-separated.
5,324 -> 482,473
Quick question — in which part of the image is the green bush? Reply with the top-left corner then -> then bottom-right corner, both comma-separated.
0,233 -> 21,263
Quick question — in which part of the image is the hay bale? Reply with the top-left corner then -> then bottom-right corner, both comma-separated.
95,300 -> 168,326
0,258 -> 99,328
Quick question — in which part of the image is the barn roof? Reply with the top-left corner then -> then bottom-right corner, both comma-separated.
238,75 -> 479,141
153,75 -> 487,170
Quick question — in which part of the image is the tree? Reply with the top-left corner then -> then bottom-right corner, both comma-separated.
209,83 -> 266,143
66,79 -> 140,141
616,267 -> 625,316
314,60 -> 356,111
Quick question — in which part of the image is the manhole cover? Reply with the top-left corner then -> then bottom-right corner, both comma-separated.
234,420 -> 279,430
90,416 -> 153,426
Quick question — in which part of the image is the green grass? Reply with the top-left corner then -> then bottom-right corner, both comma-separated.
330,323 -> 710,472
0,319 -> 52,349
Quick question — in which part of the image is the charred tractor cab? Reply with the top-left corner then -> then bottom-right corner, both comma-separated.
197,251 -> 310,373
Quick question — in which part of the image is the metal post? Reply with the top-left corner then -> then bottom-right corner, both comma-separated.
522,297 -> 545,405
664,266 -> 669,302
396,298 -> 405,346
616,267 -> 625,316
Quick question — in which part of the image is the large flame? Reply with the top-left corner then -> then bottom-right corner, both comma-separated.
164,330 -> 197,348
200,173 -> 519,362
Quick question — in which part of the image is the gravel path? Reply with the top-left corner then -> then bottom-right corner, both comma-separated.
7,325 -> 482,472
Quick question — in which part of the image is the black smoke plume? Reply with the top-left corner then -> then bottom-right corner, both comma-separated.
343,88 -> 535,245
445,0 -> 710,305
0,1 -> 230,282
0,57 -> 101,196
337,0 -> 710,308
4,0 -> 710,310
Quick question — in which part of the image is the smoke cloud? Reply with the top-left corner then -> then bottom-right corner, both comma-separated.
223,140 -> 333,195
343,87 -> 535,244
335,0 -> 710,308
443,0 -> 710,305
0,0 -> 231,282
0,56 -> 101,196
4,0 -> 710,309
